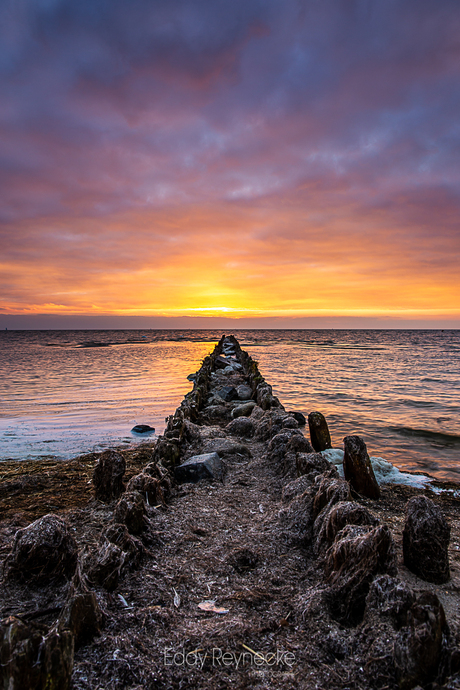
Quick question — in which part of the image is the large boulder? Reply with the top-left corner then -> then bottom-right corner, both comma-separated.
92,449 -> 126,502
225,417 -> 255,438
5,514 -> 78,584
308,411 -> 332,451
174,452 -> 225,483
236,384 -> 253,400
402,495 -> 450,583
343,435 -> 380,499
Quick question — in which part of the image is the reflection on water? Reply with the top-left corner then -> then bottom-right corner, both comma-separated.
0,329 -> 459,482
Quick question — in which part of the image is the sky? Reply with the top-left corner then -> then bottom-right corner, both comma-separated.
1,0 -> 459,329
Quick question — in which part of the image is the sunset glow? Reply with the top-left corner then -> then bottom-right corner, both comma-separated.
1,0 -> 459,328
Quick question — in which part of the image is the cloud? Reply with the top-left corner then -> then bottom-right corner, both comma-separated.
0,0 -> 459,319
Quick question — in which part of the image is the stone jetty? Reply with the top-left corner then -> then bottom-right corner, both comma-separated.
0,335 -> 459,690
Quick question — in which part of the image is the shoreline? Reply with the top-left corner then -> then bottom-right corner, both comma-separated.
1,335 -> 459,689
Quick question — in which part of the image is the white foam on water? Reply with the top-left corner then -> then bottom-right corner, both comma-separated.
320,448 -> 433,489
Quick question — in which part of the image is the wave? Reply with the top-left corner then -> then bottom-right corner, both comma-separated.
321,448 -> 433,489
389,426 -> 460,445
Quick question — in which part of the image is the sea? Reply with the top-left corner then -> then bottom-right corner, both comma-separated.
0,329 -> 459,486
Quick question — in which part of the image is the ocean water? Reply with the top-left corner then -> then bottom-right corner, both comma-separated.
0,329 -> 459,483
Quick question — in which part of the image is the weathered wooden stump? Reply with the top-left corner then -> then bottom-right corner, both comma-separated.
92,449 -> 126,502
343,435 -> 380,499
308,411 -> 332,451
394,592 -> 447,689
0,617 -> 74,690
403,495 -> 450,583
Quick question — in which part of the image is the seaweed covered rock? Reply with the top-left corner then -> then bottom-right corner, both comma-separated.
126,473 -> 164,506
267,430 -> 303,466
311,472 -> 350,520
231,402 -> 257,418
402,495 -> 450,584
325,524 -> 397,626
296,452 -> 331,481
256,383 -> 282,411
343,435 -> 380,499
5,514 -> 78,584
113,491 -> 146,534
314,500 -> 380,556
394,592 -> 447,690
0,616 -> 74,690
92,449 -> 126,502
102,523 -> 144,568
58,592 -> 103,649
308,411 -> 332,451
225,416 -> 255,438
364,575 -> 416,630
82,542 -> 127,591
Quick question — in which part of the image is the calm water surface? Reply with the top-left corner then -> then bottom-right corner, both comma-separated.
0,329 -> 459,482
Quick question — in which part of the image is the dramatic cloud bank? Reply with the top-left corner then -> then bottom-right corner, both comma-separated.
1,0 -> 459,326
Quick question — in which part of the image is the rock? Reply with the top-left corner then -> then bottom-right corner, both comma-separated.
131,424 -> 155,434
236,384 -> 252,400
214,355 -> 230,370
225,417 -> 255,438
0,617 -> 74,690
282,416 -> 299,428
267,430 -> 303,466
281,475 -> 313,503
102,523 -> 144,568
311,473 -> 351,520
217,385 -> 238,402
231,401 -> 256,418
200,404 -> 232,424
82,542 -> 126,591
402,495 -> 450,584
291,411 -> 307,426
325,524 -> 397,625
281,433 -> 315,476
315,500 -> 380,556
394,592 -> 447,690
365,575 -> 416,630
343,435 -> 380,499
256,382 -> 282,410
113,491 -> 146,534
5,514 -> 78,584
296,452 -> 331,480
308,411 -> 332,451
202,438 -> 251,458
126,473 -> 164,506
250,405 -> 265,420
187,373 -> 197,381
58,592 -> 103,649
92,449 -> 126,502
174,452 -> 224,483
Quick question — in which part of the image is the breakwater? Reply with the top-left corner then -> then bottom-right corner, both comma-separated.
0,335 -> 459,690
